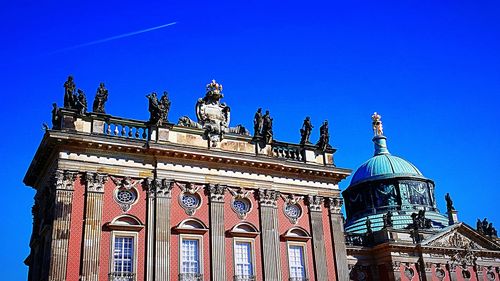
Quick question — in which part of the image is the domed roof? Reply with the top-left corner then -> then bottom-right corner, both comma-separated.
350,153 -> 423,186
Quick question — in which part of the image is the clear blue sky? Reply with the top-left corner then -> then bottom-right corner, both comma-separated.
1,1 -> 499,279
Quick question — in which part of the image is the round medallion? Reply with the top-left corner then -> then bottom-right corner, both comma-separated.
117,189 -> 136,204
435,268 -> 445,280
285,204 -> 302,219
232,199 -> 250,213
181,194 -> 200,208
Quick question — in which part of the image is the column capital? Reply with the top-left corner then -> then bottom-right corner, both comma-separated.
208,184 -> 226,202
327,197 -> 343,214
53,170 -> 77,191
145,178 -> 173,198
307,195 -> 323,212
258,189 -> 280,207
84,172 -> 108,193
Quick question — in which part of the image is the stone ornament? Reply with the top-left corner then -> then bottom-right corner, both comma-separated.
177,182 -> 203,216
306,195 -> 323,212
372,112 -> 383,136
486,267 -> 496,281
53,170 -> 77,191
435,267 -> 446,280
208,184 -> 226,202
92,82 -> 108,114
327,197 -> 343,214
258,189 -> 280,207
300,116 -> 313,145
281,194 -> 303,224
403,265 -> 415,280
85,172 -> 108,193
63,76 -> 88,116
316,120 -> 331,152
228,187 -> 253,220
110,176 -> 141,212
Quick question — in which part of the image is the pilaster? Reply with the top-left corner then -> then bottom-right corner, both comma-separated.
208,184 -> 226,281
258,189 -> 282,281
388,261 -> 402,281
145,178 -> 155,281
80,172 -> 107,281
155,179 -> 173,281
327,197 -> 349,281
447,263 -> 457,281
307,195 -> 329,281
48,170 -> 77,281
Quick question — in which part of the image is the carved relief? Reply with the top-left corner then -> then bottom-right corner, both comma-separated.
281,194 -> 303,224
258,189 -> 279,207
208,184 -> 225,202
327,197 -> 343,214
53,170 -> 77,191
435,267 -> 446,280
110,176 -> 141,212
177,182 -> 203,216
228,187 -> 253,219
306,195 -> 323,212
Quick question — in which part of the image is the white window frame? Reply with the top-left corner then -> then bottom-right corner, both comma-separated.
179,234 -> 204,275
286,242 -> 309,280
109,231 -> 138,275
232,238 -> 256,278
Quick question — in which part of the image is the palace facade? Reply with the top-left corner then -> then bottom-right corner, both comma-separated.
24,78 -> 500,281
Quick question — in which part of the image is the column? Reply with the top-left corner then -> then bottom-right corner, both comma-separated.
80,172 -> 108,281
155,179 -> 173,281
327,197 -> 350,281
387,261 -> 402,281
258,189 -> 282,281
145,178 -> 156,281
421,262 -> 433,281
447,264 -> 457,281
208,184 -> 226,281
307,195 -> 329,281
48,170 -> 77,281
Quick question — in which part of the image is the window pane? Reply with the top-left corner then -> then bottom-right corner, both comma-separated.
181,239 -> 200,274
288,245 -> 305,278
113,236 -> 134,273
234,242 -> 253,276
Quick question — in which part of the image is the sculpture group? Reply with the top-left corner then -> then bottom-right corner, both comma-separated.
55,76 -> 333,151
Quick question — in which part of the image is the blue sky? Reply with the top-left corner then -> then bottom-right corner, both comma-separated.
1,1 -> 499,279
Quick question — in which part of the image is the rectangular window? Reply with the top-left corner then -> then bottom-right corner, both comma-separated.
113,236 -> 134,273
288,245 -> 306,279
234,241 -> 253,277
181,239 -> 200,274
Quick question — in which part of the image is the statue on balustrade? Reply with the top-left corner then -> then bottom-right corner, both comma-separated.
477,218 -> 498,237
300,116 -> 313,144
410,210 -> 432,230
366,218 -> 373,234
445,193 -> 455,212
75,89 -> 87,115
63,75 -> 76,108
92,82 -> 108,114
147,91 -> 171,126
253,108 -> 263,137
51,103 -> 60,129
262,110 -> 273,144
316,120 -> 331,151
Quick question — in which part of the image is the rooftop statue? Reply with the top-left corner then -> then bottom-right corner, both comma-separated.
262,110 -> 273,144
147,91 -> 171,126
366,218 -> 373,234
92,82 -> 108,114
316,120 -> 331,151
372,112 -> 383,136
410,210 -> 432,230
300,116 -> 313,145
75,89 -> 87,115
445,193 -> 455,212
51,103 -> 59,129
383,211 -> 393,228
63,76 -> 76,108
253,108 -> 263,137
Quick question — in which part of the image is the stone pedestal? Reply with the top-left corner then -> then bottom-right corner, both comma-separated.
448,210 -> 459,225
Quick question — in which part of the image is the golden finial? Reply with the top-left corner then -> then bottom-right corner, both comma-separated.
372,112 -> 383,136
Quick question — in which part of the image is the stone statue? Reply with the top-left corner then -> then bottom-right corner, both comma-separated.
75,89 -> 87,115
63,76 -> 76,108
147,92 -> 170,126
262,110 -> 273,144
366,218 -> 373,234
316,120 -> 331,151
372,112 -> 383,136
92,82 -> 108,113
300,116 -> 313,144
383,211 -> 393,228
482,218 -> 489,233
253,108 -> 263,137
445,193 -> 455,212
411,210 -> 432,230
477,219 -> 483,233
51,103 -> 59,129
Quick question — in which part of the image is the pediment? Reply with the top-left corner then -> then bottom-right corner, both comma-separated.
421,223 -> 500,251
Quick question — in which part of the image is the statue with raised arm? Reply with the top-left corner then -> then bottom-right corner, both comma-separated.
63,75 -> 76,108
445,193 -> 455,212
316,120 -> 331,151
75,89 -> 87,115
92,82 -> 108,114
372,112 -> 383,136
253,108 -> 263,137
300,116 -> 313,144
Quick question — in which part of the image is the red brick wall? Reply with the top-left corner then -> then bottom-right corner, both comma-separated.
322,206 -> 338,280
66,175 -> 85,281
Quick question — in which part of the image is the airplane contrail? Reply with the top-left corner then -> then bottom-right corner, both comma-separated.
49,21 -> 177,54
